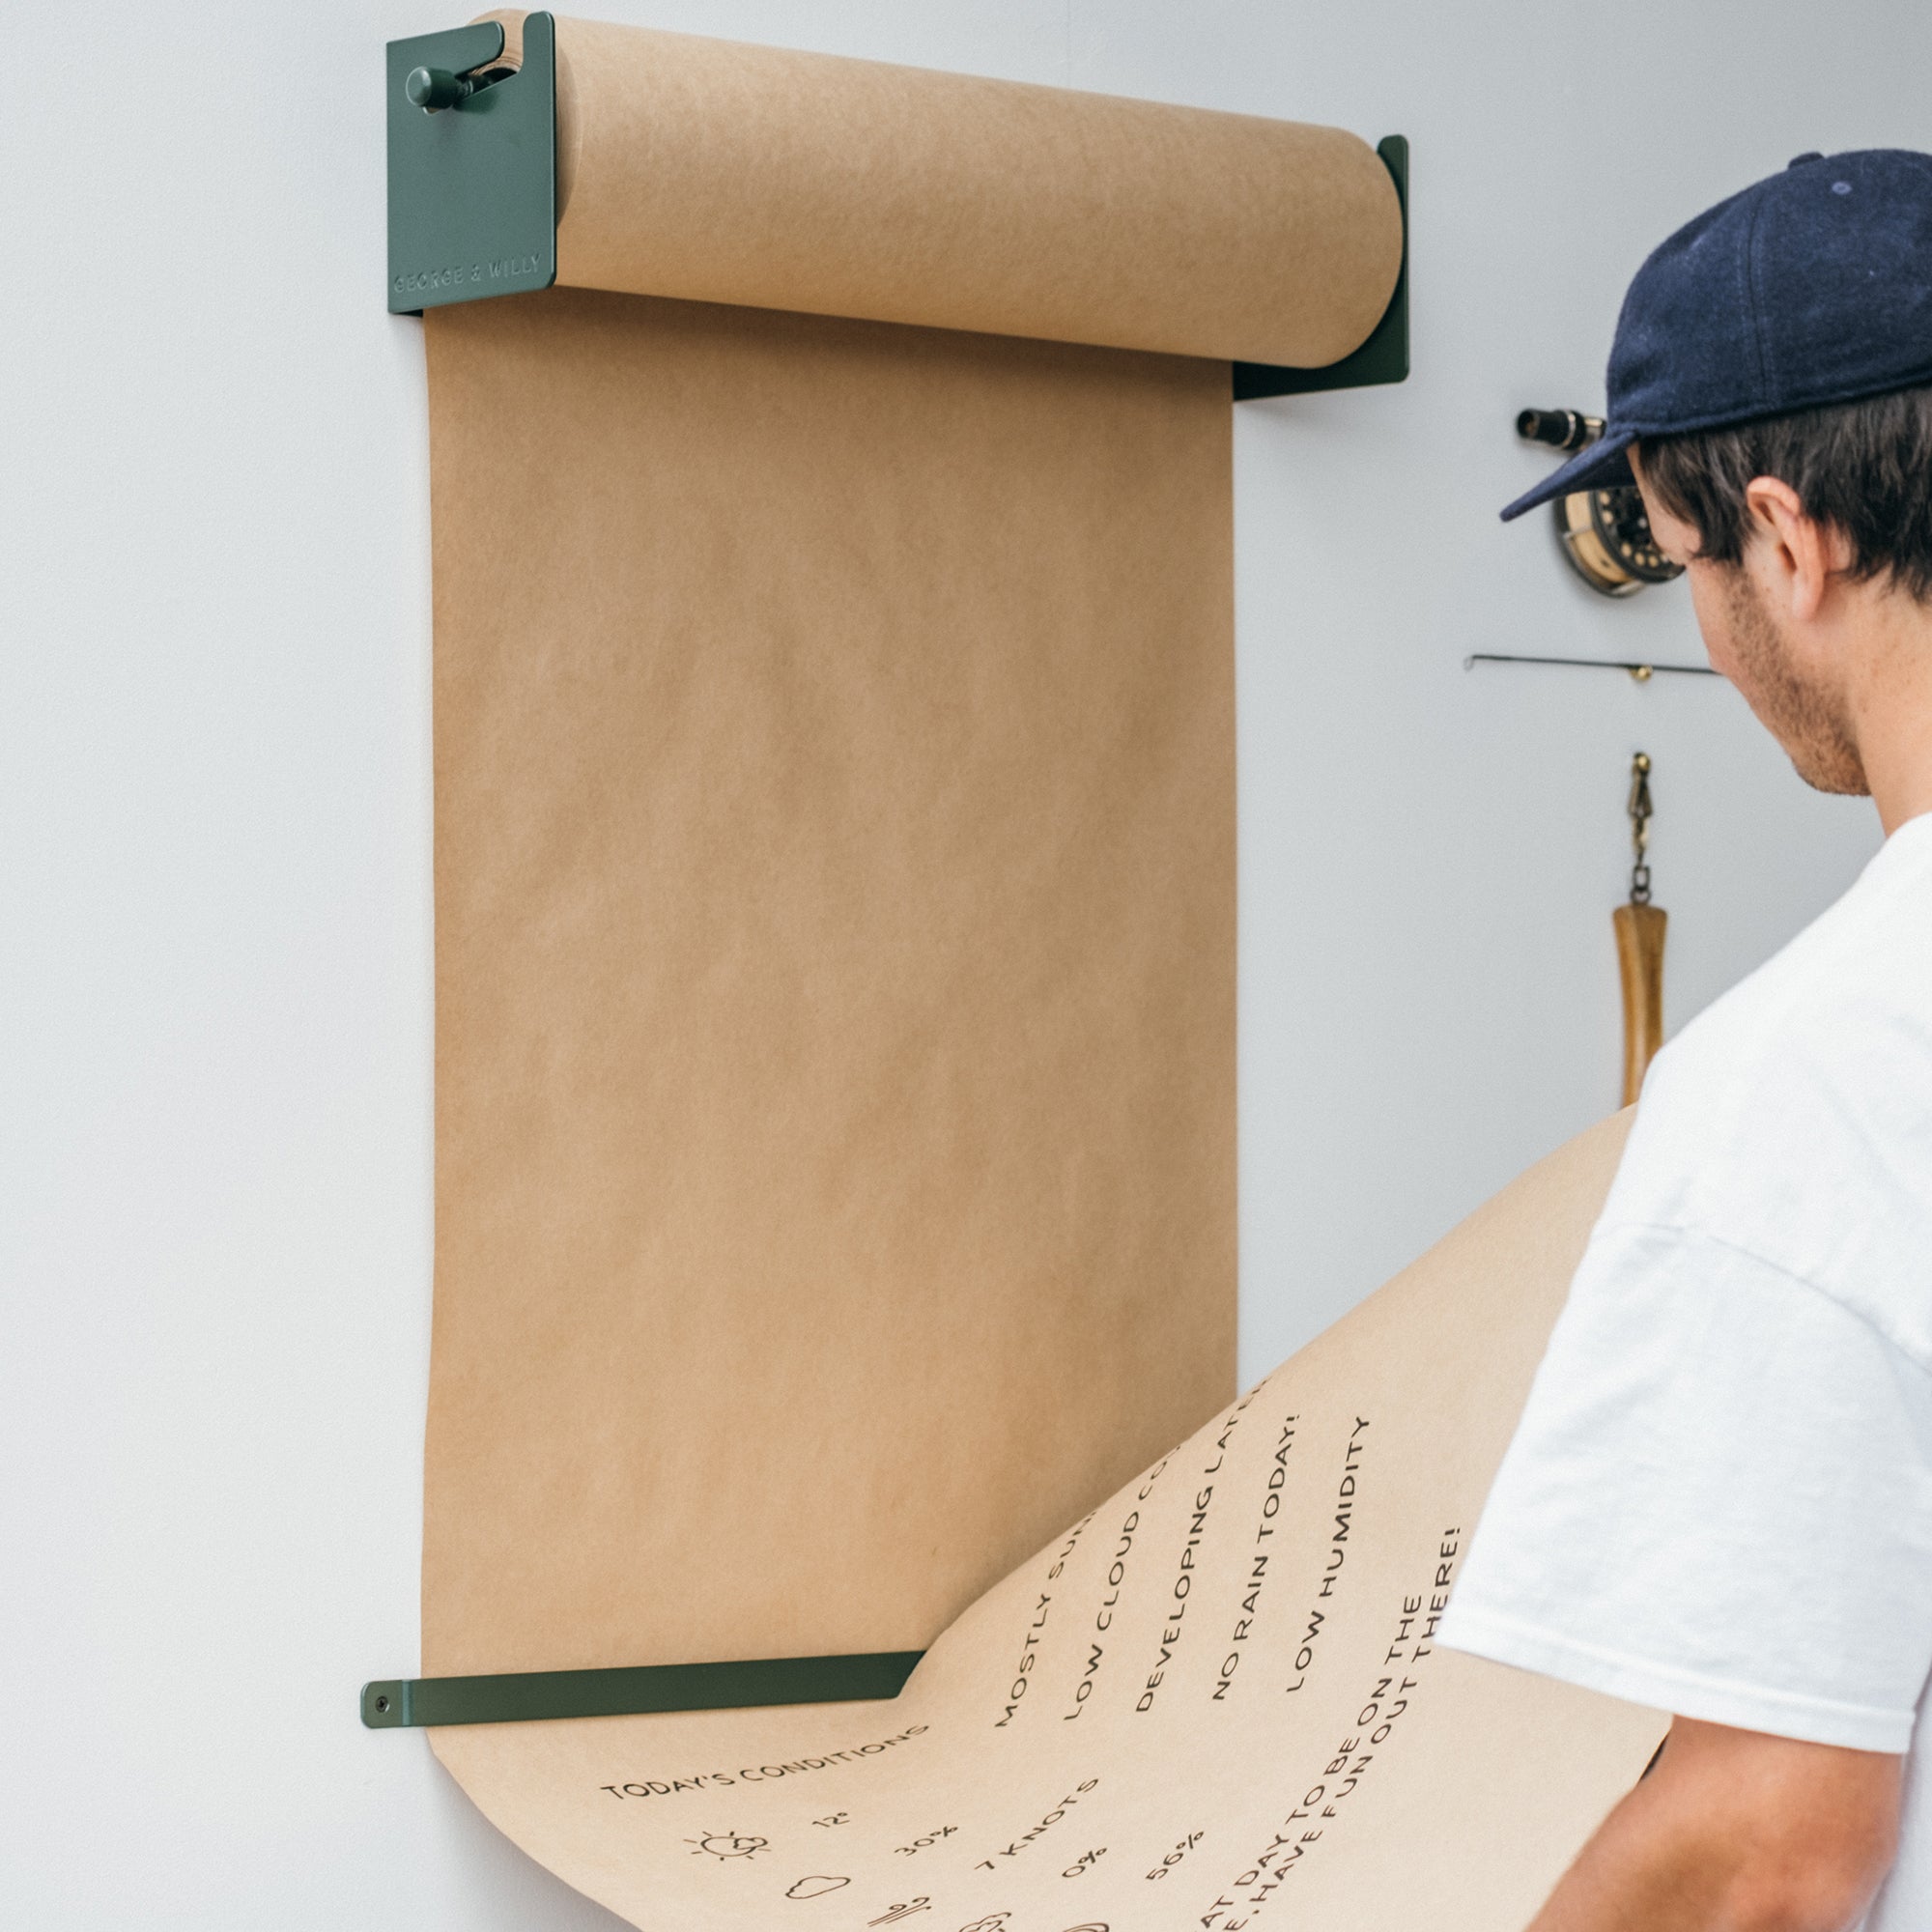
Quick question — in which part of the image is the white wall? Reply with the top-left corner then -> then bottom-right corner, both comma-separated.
3,2 -> 1919,1924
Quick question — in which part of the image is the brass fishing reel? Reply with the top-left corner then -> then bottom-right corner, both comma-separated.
1517,409 -> 1684,598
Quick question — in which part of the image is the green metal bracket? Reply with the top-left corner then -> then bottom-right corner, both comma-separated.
387,14 -> 557,315
1234,135 -> 1409,400
361,1649 -> 924,1729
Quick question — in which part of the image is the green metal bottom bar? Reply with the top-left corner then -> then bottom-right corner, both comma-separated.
361,1650 -> 924,1728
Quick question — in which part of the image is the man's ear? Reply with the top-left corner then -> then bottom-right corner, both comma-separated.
1742,476 -> 1849,621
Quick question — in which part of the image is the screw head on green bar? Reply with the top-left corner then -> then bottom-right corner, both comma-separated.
361,1680 -> 410,1727
406,66 -> 473,111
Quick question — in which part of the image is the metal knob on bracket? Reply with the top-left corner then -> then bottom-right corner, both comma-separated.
406,65 -> 478,110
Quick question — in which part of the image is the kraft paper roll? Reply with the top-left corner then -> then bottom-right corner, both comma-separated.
487,10 -> 1403,367
433,1115 -> 1665,1931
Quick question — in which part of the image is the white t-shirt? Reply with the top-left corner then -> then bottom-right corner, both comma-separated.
1439,810 -> 1932,1929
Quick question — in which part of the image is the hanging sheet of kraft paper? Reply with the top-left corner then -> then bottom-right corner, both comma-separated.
425,288 -> 1240,1679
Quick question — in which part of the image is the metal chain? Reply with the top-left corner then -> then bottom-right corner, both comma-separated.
1627,752 -> 1654,904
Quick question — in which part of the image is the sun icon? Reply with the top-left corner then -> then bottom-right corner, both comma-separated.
686,1829 -> 768,1861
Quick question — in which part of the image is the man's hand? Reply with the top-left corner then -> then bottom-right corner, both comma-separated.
1528,1718 -> 1903,1932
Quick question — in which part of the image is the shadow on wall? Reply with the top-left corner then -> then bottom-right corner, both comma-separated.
431,1761 -> 631,1928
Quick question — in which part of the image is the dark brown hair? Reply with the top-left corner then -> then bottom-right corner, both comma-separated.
1639,384 -> 1932,601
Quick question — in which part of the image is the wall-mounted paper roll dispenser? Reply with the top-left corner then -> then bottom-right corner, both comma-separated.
1517,408 -> 1685,598
362,18 -> 1680,1927
372,9 -> 1421,1743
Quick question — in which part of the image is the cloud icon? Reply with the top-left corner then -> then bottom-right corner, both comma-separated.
786,1876 -> 852,1900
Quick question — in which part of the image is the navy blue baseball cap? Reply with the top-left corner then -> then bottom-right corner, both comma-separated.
1503,148 -> 1932,521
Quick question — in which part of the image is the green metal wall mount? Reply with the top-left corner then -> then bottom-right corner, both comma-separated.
362,1649 -> 924,1729
1234,135 -> 1409,400
387,14 -> 556,315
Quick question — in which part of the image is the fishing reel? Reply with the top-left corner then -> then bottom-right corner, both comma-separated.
1517,408 -> 1684,598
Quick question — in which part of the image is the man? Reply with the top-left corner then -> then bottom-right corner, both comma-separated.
1435,150 -> 1932,1931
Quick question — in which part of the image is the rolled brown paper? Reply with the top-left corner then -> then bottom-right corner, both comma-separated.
482,10 -> 1404,367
